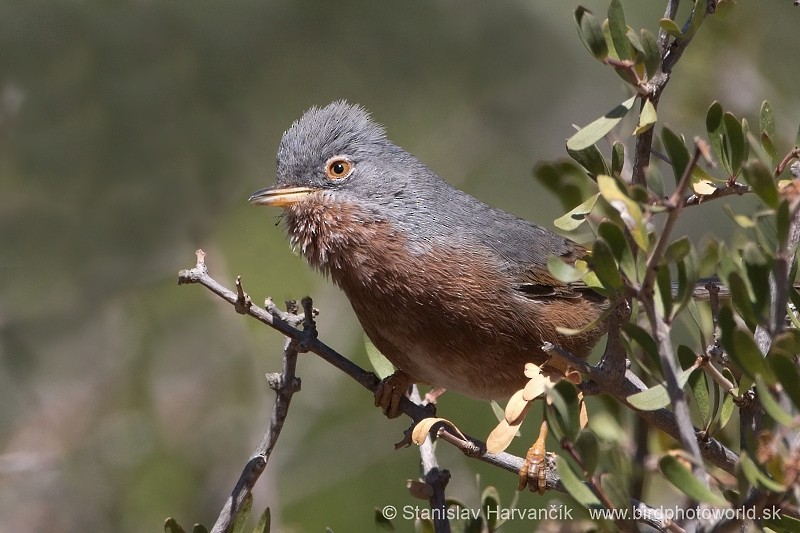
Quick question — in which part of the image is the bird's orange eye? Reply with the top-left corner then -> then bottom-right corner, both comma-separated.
325,157 -> 353,181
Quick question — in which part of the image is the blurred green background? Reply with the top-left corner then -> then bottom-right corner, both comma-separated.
1,1 -> 798,531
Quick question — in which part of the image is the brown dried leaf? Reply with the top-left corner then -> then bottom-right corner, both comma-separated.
407,479 -> 434,500
505,389 -> 532,424
411,417 -> 465,445
578,392 -> 589,429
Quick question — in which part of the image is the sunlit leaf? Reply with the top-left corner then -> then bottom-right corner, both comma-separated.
554,193 -> 599,231
627,366 -> 698,411
597,174 -> 648,250
634,98 -> 657,135
412,418 -> 466,446
567,96 -> 637,151
365,337 -> 395,379
659,18 -> 682,38
659,455 -> 728,504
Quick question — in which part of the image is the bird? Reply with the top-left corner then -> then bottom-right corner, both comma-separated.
249,101 -> 608,487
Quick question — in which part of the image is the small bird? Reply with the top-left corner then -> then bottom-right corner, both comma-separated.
249,101 -> 607,422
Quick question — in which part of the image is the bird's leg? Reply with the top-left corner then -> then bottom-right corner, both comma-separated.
518,419 -> 549,494
374,370 -> 412,418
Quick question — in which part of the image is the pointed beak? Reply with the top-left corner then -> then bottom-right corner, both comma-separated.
248,185 -> 317,207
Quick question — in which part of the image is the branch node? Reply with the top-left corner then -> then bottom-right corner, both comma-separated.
234,276 -> 252,315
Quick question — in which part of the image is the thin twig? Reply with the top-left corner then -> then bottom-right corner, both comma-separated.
210,289 -> 304,533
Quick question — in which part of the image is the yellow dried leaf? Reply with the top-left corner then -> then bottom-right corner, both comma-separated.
692,179 -> 717,196
522,376 -> 547,401
411,417 -> 465,445
524,363 -> 541,379
407,479 -> 434,500
486,418 -> 522,454
505,389 -> 532,424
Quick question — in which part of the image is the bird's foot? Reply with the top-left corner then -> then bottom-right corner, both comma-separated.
518,420 -> 551,494
375,370 -> 412,418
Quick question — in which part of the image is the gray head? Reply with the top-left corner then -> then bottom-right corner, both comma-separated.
249,101 -> 446,221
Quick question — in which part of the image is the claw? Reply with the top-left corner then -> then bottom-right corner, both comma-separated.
518,420 -> 549,494
374,370 -> 412,418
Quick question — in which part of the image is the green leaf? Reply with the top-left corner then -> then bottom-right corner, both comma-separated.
165,518 -> 187,533
566,143 -> 611,178
739,453 -> 787,493
685,0 -> 708,39
723,112 -> 745,177
253,507 -> 271,533
718,306 -> 765,378
574,7 -> 608,60
611,141 -> 625,176
796,120 -> 800,148
365,337 -> 395,379
659,18 -> 683,39
769,353 -> 800,409
591,238 -> 624,290
575,430 -> 600,476
547,382 -> 580,442
627,366 -> 698,411
639,29 -> 661,78
601,473 -> 631,511
639,29 -> 660,78
567,96 -> 637,151
645,164 -> 665,199
755,374 -> 793,426
634,98 -> 657,135
534,160 -> 598,209
723,205 -> 756,229
556,456 -> 602,508
553,193 -> 599,231
375,508 -> 396,531
659,455 -> 728,505
760,101 -> 776,140
663,236 -> 691,264
232,494 -> 253,533
688,362 -> 711,426
193,526 -> 209,533
623,323 -> 659,367
655,263 -> 673,318
718,377 -> 736,429
597,174 -> 648,250
742,160 -> 779,208
547,254 -> 589,284
707,101 -> 726,174
607,0 -> 631,60
481,486 -> 501,530
662,127 -> 691,185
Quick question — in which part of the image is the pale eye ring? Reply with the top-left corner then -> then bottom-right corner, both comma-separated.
324,156 -> 354,181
